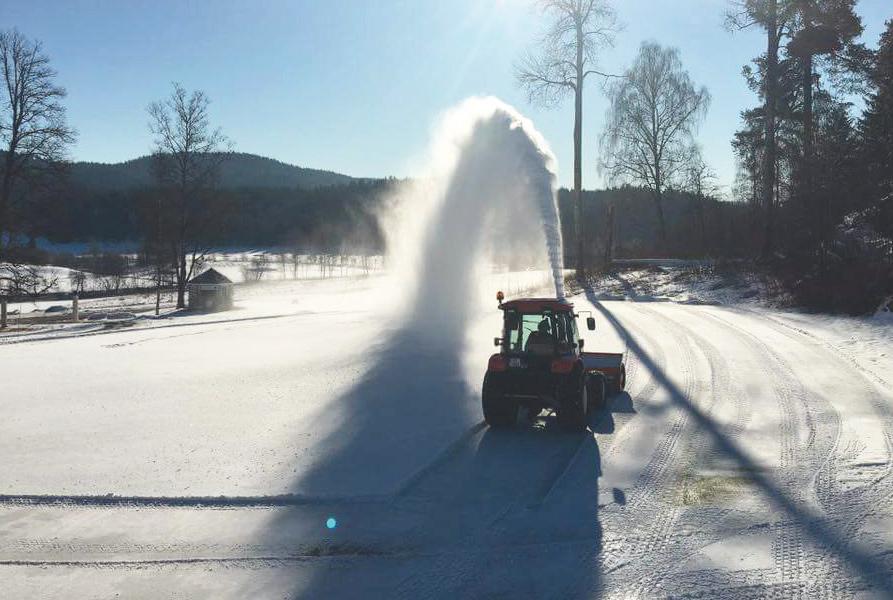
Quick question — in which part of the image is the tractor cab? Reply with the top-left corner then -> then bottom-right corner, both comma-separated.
495,297 -> 593,363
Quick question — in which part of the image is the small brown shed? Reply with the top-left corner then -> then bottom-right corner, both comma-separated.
187,268 -> 234,312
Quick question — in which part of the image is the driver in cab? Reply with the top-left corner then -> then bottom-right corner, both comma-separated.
525,319 -> 555,356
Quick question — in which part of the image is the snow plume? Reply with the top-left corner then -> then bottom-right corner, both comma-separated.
382,97 -> 564,346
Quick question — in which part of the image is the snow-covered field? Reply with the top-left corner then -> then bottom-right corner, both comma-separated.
2,271 -> 892,598
1,252 -> 383,318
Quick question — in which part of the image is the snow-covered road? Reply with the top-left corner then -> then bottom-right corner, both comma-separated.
2,279 -> 892,598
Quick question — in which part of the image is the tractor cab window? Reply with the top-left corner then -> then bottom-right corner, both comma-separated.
554,312 -> 567,343
505,311 -> 568,356
563,312 -> 578,343
505,312 -> 544,353
504,309 -> 579,355
555,312 -> 577,354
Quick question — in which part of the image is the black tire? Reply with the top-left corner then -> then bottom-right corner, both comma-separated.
482,373 -> 515,427
557,373 -> 588,432
587,374 -> 607,413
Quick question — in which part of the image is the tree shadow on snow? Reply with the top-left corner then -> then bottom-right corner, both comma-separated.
585,288 -> 893,596
251,321 -> 607,598
608,391 -> 636,414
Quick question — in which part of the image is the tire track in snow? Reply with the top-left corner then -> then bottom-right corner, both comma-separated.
741,311 -> 893,591
592,311 -> 852,596
754,311 -> 893,391
592,303 -> 703,593
698,309 -> 869,597
709,309 -> 892,484
697,311 -> 823,594
734,309 -> 893,513
752,311 -> 893,479
605,303 -> 798,598
386,425 -> 596,597
593,304 -> 671,467
0,493 -> 389,508
0,312 -> 309,346
618,304 -> 754,596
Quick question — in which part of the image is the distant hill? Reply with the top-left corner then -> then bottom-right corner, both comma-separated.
69,153 -> 355,191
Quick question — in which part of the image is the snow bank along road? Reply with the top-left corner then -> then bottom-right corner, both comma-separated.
2,278 -> 893,598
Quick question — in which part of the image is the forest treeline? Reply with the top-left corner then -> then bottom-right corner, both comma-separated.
27,170 -> 727,260
727,7 -> 892,313
558,187 -> 753,261
26,176 -> 390,252
3,8 -> 893,314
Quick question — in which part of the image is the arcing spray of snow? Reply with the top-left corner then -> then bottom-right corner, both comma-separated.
272,98 -> 566,498
383,97 -> 564,349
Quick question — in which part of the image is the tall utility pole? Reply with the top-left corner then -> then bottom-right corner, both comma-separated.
573,13 -> 585,273
517,0 -> 620,276
761,0 -> 780,260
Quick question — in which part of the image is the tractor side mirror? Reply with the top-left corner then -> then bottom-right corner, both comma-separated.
494,337 -> 503,347
578,339 -> 585,349
586,317 -> 596,331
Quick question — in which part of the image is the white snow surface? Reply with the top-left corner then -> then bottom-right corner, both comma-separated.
591,265 -> 792,306
2,252 -> 381,318
2,271 -> 892,598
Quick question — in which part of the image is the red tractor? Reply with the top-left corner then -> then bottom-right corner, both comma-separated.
482,292 -> 626,432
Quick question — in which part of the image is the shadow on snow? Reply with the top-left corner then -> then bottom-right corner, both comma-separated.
253,320 -> 607,598
586,287 -> 893,595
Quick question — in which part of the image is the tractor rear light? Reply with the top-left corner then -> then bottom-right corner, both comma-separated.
488,354 -> 508,372
551,358 -> 576,374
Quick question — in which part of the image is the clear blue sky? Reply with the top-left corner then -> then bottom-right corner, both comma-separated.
3,0 -> 890,192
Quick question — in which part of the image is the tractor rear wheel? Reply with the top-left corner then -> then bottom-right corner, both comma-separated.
587,374 -> 607,413
557,374 -> 588,432
482,373 -> 515,427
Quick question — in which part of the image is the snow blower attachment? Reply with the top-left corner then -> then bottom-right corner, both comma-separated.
483,294 -> 626,432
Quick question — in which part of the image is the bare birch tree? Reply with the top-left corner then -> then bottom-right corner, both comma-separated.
600,42 -> 710,249
0,261 -> 55,296
516,0 -> 619,274
0,29 -> 74,267
148,83 -> 231,308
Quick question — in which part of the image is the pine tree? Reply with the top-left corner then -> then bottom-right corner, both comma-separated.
860,20 -> 893,240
